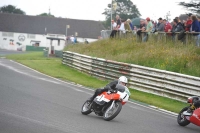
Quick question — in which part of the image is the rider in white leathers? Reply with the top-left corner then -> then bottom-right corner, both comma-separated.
88,76 -> 128,102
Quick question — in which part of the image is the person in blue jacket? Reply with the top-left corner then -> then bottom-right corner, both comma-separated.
191,15 -> 200,47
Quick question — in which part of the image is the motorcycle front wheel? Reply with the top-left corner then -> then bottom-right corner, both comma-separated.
177,107 -> 191,126
81,100 -> 92,115
103,101 -> 122,121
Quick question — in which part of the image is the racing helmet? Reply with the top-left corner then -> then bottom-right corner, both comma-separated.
118,76 -> 128,86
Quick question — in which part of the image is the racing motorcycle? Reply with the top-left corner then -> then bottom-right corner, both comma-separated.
177,96 -> 200,127
81,84 -> 131,121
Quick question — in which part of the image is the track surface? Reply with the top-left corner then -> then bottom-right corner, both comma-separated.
0,50 -> 199,133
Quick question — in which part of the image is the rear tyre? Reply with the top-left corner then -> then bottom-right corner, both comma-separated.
81,101 -> 92,115
103,101 -> 122,121
177,107 -> 190,126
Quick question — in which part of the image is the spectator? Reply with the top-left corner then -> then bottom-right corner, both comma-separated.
191,15 -> 200,47
134,26 -> 137,31
172,19 -> 185,43
175,17 -> 185,28
126,19 -> 134,30
163,19 -> 172,33
198,15 -> 200,25
116,15 -> 121,29
156,18 -> 165,32
74,37 -> 78,43
70,35 -> 75,44
124,19 -> 131,32
151,20 -> 156,33
133,26 -> 137,34
119,19 -> 126,37
138,19 -> 146,30
116,15 -> 121,37
154,21 -> 158,30
146,17 -> 153,34
163,19 -> 172,40
85,39 -> 89,44
184,13 -> 193,32
66,36 -> 70,44
124,19 -> 132,37
191,15 -> 200,32
137,19 -> 146,41
198,16 -> 200,47
143,17 -> 153,42
110,20 -> 117,38
156,17 -> 165,40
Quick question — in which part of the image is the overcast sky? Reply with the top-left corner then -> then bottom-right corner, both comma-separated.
0,0 -> 192,21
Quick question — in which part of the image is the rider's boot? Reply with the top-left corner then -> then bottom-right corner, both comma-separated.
87,94 -> 96,102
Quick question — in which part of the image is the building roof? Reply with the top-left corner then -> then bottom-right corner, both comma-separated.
0,13 -> 106,39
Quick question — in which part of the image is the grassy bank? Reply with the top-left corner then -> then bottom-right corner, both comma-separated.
65,38 -> 200,77
6,52 -> 188,113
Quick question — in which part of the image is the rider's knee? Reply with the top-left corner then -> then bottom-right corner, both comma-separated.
95,88 -> 103,95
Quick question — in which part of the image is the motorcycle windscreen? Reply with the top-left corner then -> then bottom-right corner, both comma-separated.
190,108 -> 200,126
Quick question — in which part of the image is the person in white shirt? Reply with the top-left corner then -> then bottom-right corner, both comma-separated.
110,20 -> 118,38
119,19 -> 126,34
112,20 -> 117,29
70,35 -> 75,44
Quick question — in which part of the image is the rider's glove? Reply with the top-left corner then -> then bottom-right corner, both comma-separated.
110,89 -> 115,93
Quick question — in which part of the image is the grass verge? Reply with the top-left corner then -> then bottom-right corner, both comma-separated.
6,51 -> 188,113
65,38 -> 200,77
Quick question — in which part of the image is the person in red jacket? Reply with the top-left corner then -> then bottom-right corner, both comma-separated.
184,13 -> 193,32
163,19 -> 172,36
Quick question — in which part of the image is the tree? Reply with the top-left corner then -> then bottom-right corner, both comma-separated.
178,0 -> 200,15
102,0 -> 141,28
37,13 -> 55,17
0,5 -> 25,14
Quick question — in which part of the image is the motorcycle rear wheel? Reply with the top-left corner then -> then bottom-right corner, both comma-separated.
81,100 -> 92,115
177,107 -> 190,126
103,101 -> 122,121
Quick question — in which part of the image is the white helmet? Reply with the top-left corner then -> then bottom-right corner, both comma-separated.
118,76 -> 128,85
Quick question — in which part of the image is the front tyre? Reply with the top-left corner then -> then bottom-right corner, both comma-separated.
103,101 -> 122,121
81,101 -> 92,115
177,107 -> 190,126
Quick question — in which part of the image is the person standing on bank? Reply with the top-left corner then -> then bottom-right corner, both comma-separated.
110,20 -> 117,38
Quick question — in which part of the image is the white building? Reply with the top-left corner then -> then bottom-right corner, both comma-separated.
0,13 -> 105,53
0,32 -> 66,52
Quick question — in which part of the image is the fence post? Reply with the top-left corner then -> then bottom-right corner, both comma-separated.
186,32 -> 188,45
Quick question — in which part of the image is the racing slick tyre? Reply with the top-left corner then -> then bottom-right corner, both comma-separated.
177,107 -> 191,126
103,101 -> 122,121
81,100 -> 92,115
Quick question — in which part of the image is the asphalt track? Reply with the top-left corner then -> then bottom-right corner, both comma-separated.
0,49 -> 27,56
0,50 -> 199,133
